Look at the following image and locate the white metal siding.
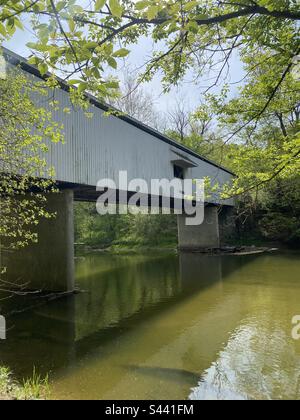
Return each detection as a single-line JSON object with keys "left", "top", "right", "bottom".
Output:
{"left": 6, "top": 60, "right": 234, "bottom": 206}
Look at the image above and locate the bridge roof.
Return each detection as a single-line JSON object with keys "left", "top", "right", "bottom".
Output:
{"left": 2, "top": 47, "right": 235, "bottom": 176}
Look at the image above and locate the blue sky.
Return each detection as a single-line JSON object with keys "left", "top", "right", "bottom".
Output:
{"left": 4, "top": 21, "right": 244, "bottom": 115}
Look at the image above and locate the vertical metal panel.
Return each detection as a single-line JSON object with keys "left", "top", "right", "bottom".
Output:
{"left": 7, "top": 61, "right": 234, "bottom": 206}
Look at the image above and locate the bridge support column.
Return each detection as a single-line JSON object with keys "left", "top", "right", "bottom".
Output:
{"left": 2, "top": 189, "right": 75, "bottom": 293}
{"left": 177, "top": 206, "right": 220, "bottom": 251}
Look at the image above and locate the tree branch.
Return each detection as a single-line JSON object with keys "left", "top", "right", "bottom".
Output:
{"left": 49, "top": 0, "right": 79, "bottom": 66}
{"left": 0, "top": 0, "right": 39, "bottom": 22}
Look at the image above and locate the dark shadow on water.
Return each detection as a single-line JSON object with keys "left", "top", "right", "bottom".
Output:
{"left": 123, "top": 364, "right": 202, "bottom": 386}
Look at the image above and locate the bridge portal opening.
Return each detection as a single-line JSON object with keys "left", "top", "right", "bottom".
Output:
{"left": 74, "top": 202, "right": 178, "bottom": 251}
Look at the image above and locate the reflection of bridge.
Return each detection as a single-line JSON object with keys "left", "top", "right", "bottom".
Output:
{"left": 2, "top": 48, "right": 235, "bottom": 292}
{"left": 2, "top": 253, "right": 297, "bottom": 399}
{"left": 0, "top": 253, "right": 247, "bottom": 398}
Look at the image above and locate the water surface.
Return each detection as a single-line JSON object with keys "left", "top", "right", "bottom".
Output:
{"left": 0, "top": 251, "right": 300, "bottom": 400}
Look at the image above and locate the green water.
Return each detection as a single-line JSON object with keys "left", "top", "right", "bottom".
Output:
{"left": 0, "top": 251, "right": 300, "bottom": 400}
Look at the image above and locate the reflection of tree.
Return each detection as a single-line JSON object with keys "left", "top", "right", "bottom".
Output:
{"left": 74, "top": 254, "right": 181, "bottom": 340}
{"left": 191, "top": 314, "right": 300, "bottom": 400}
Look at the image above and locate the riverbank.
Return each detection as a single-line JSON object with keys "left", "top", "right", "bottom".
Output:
{"left": 75, "top": 242, "right": 177, "bottom": 255}
{"left": 191, "top": 246, "right": 280, "bottom": 256}
{"left": 75, "top": 242, "right": 282, "bottom": 256}
{"left": 0, "top": 367, "right": 49, "bottom": 400}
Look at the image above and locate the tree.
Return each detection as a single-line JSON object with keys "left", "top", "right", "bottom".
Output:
{"left": 166, "top": 97, "right": 223, "bottom": 160}
{"left": 74, "top": 202, "right": 178, "bottom": 249}
{"left": 0, "top": 1, "right": 298, "bottom": 106}
{"left": 204, "top": 48, "right": 300, "bottom": 197}
{"left": 167, "top": 99, "right": 191, "bottom": 142}
{"left": 109, "top": 69, "right": 164, "bottom": 130}
{"left": 0, "top": 68, "right": 63, "bottom": 265}
{"left": 184, "top": 47, "right": 300, "bottom": 243}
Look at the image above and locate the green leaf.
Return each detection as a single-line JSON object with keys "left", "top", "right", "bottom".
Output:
{"left": 112, "top": 48, "right": 129, "bottom": 58}
{"left": 109, "top": 0, "right": 123, "bottom": 18}
{"left": 13, "top": 18, "right": 24, "bottom": 30}
{"left": 85, "top": 41, "right": 99, "bottom": 50}
{"left": 56, "top": 1, "right": 66, "bottom": 12}
{"left": 135, "top": 1, "right": 149, "bottom": 10}
{"left": 28, "top": 56, "right": 39, "bottom": 65}
{"left": 95, "top": 0, "right": 106, "bottom": 10}
{"left": 104, "top": 43, "right": 114, "bottom": 55}
{"left": 38, "top": 62, "right": 48, "bottom": 76}
{"left": 69, "top": 19, "right": 75, "bottom": 32}
{"left": 147, "top": 6, "right": 159, "bottom": 20}
{"left": 0, "top": 23, "right": 7, "bottom": 37}
{"left": 68, "top": 79, "right": 83, "bottom": 85}
{"left": 72, "top": 5, "right": 84, "bottom": 13}
{"left": 6, "top": 19, "right": 16, "bottom": 36}
{"left": 107, "top": 56, "right": 117, "bottom": 69}
{"left": 105, "top": 80, "right": 119, "bottom": 89}
{"left": 92, "top": 67, "right": 100, "bottom": 78}
{"left": 183, "top": 1, "right": 198, "bottom": 11}
{"left": 78, "top": 82, "right": 88, "bottom": 94}
{"left": 187, "top": 21, "right": 199, "bottom": 34}
{"left": 27, "top": 42, "right": 38, "bottom": 49}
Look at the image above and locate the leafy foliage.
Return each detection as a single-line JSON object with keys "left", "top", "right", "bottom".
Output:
{"left": 0, "top": 365, "right": 49, "bottom": 400}
{"left": 74, "top": 202, "right": 177, "bottom": 249}
{"left": 0, "top": 1, "right": 298, "bottom": 100}
{"left": 259, "top": 176, "right": 300, "bottom": 246}
{"left": 203, "top": 48, "right": 300, "bottom": 198}
{"left": 0, "top": 68, "right": 63, "bottom": 253}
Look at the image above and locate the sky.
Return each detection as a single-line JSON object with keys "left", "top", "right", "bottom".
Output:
{"left": 3, "top": 15, "right": 245, "bottom": 116}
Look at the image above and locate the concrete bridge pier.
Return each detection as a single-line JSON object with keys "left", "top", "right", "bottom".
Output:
{"left": 177, "top": 206, "right": 220, "bottom": 251}
{"left": 2, "top": 189, "right": 75, "bottom": 293}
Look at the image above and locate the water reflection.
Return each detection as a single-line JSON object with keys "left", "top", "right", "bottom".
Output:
{"left": 190, "top": 314, "right": 300, "bottom": 400}
{"left": 0, "top": 251, "right": 299, "bottom": 399}
{"left": 190, "top": 252, "right": 300, "bottom": 400}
